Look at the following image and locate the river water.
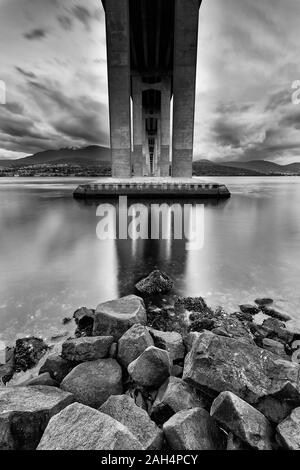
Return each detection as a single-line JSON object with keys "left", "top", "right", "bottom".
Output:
{"left": 0, "top": 176, "right": 300, "bottom": 342}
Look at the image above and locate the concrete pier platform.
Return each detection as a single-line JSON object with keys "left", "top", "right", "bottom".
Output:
{"left": 73, "top": 178, "right": 230, "bottom": 199}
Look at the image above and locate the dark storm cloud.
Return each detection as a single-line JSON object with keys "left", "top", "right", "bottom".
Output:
{"left": 57, "top": 15, "right": 73, "bottom": 31}
{"left": 5, "top": 102, "right": 24, "bottom": 115}
{"left": 27, "top": 79, "right": 108, "bottom": 144}
{"left": 212, "top": 121, "right": 241, "bottom": 148}
{"left": 72, "top": 5, "right": 92, "bottom": 30}
{"left": 280, "top": 110, "right": 300, "bottom": 130}
{"left": 23, "top": 28, "right": 47, "bottom": 40}
{"left": 15, "top": 67, "right": 37, "bottom": 79}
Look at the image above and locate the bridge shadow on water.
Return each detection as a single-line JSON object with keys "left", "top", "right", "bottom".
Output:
{"left": 74, "top": 196, "right": 230, "bottom": 297}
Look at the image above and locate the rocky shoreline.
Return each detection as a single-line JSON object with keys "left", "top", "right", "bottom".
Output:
{"left": 1, "top": 270, "right": 300, "bottom": 450}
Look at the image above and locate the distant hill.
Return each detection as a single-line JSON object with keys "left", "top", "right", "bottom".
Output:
{"left": 0, "top": 145, "right": 111, "bottom": 167}
{"left": 192, "top": 160, "right": 265, "bottom": 176}
{"left": 223, "top": 159, "right": 300, "bottom": 174}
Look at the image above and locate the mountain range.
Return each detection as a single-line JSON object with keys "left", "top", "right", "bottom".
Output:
{"left": 1, "top": 146, "right": 300, "bottom": 175}
{"left": 0, "top": 145, "right": 111, "bottom": 168}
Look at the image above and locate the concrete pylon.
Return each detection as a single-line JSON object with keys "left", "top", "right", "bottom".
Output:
{"left": 172, "top": 0, "right": 200, "bottom": 178}
{"left": 105, "top": 0, "right": 131, "bottom": 178}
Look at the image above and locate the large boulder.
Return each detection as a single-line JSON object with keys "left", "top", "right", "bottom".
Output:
{"left": 255, "top": 297, "right": 273, "bottom": 307}
{"left": 190, "top": 312, "right": 254, "bottom": 344}
{"left": 163, "top": 408, "right": 225, "bottom": 450}
{"left": 37, "top": 403, "right": 143, "bottom": 450}
{"left": 254, "top": 317, "right": 295, "bottom": 346}
{"left": 128, "top": 346, "right": 171, "bottom": 389}
{"left": 210, "top": 391, "right": 274, "bottom": 450}
{"left": 118, "top": 324, "right": 154, "bottom": 368}
{"left": 73, "top": 307, "right": 95, "bottom": 336}
{"left": 151, "top": 377, "right": 209, "bottom": 425}
{"left": 277, "top": 407, "right": 300, "bottom": 450}
{"left": 0, "top": 386, "right": 74, "bottom": 450}
{"left": 183, "top": 330, "right": 300, "bottom": 405}
{"left": 135, "top": 270, "right": 174, "bottom": 296}
{"left": 14, "top": 337, "right": 48, "bottom": 372}
{"left": 261, "top": 306, "right": 291, "bottom": 322}
{"left": 0, "top": 354, "right": 14, "bottom": 385}
{"left": 239, "top": 304, "right": 260, "bottom": 315}
{"left": 39, "top": 354, "right": 74, "bottom": 383}
{"left": 93, "top": 295, "right": 147, "bottom": 341}
{"left": 17, "top": 372, "right": 59, "bottom": 387}
{"left": 60, "top": 358, "right": 122, "bottom": 408}
{"left": 262, "top": 338, "right": 288, "bottom": 359}
{"left": 99, "top": 395, "right": 163, "bottom": 450}
{"left": 61, "top": 336, "right": 113, "bottom": 362}
{"left": 149, "top": 329, "right": 185, "bottom": 364}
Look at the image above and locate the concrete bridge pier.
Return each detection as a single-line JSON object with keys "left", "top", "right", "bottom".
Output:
{"left": 105, "top": 0, "right": 131, "bottom": 178}
{"left": 172, "top": 0, "right": 200, "bottom": 178}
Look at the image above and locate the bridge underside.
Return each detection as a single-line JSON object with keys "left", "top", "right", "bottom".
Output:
{"left": 102, "top": 0, "right": 201, "bottom": 178}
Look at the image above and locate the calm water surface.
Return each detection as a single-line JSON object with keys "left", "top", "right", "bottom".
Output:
{"left": 0, "top": 176, "right": 300, "bottom": 342}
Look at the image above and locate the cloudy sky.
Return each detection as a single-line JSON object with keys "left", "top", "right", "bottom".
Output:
{"left": 0, "top": 0, "right": 300, "bottom": 163}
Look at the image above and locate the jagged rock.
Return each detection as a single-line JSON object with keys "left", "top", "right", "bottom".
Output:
{"left": 0, "top": 386, "right": 74, "bottom": 450}
{"left": 210, "top": 391, "right": 274, "bottom": 450}
{"left": 254, "top": 318, "right": 295, "bottom": 346}
{"left": 135, "top": 270, "right": 174, "bottom": 296}
{"left": 0, "top": 353, "right": 14, "bottom": 385}
{"left": 93, "top": 295, "right": 147, "bottom": 341}
{"left": 100, "top": 395, "right": 163, "bottom": 450}
{"left": 261, "top": 306, "right": 292, "bottom": 322}
{"left": 37, "top": 403, "right": 143, "bottom": 450}
{"left": 151, "top": 377, "right": 209, "bottom": 425}
{"left": 255, "top": 297, "right": 273, "bottom": 307}
{"left": 262, "top": 338, "right": 289, "bottom": 359}
{"left": 174, "top": 296, "right": 213, "bottom": 317}
{"left": 234, "top": 311, "right": 253, "bottom": 322}
{"left": 189, "top": 310, "right": 254, "bottom": 344}
{"left": 73, "top": 307, "right": 95, "bottom": 336}
{"left": 39, "top": 354, "right": 74, "bottom": 383}
{"left": 239, "top": 304, "right": 260, "bottom": 315}
{"left": 61, "top": 358, "right": 122, "bottom": 408}
{"left": 184, "top": 331, "right": 201, "bottom": 352}
{"left": 14, "top": 337, "right": 48, "bottom": 372}
{"left": 256, "top": 395, "right": 299, "bottom": 424}
{"left": 183, "top": 330, "right": 300, "bottom": 405}
{"left": 163, "top": 408, "right": 225, "bottom": 450}
{"left": 61, "top": 336, "right": 113, "bottom": 362}
{"left": 118, "top": 324, "right": 153, "bottom": 368}
{"left": 277, "top": 407, "right": 300, "bottom": 450}
{"left": 17, "top": 372, "right": 59, "bottom": 387}
{"left": 226, "top": 432, "right": 251, "bottom": 450}
{"left": 128, "top": 346, "right": 171, "bottom": 389}
{"left": 149, "top": 328, "right": 185, "bottom": 363}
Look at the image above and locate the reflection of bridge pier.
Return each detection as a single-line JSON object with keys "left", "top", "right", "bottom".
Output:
{"left": 102, "top": 0, "right": 201, "bottom": 178}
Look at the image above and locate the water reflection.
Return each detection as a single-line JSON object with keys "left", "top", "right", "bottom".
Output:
{"left": 1, "top": 177, "right": 300, "bottom": 341}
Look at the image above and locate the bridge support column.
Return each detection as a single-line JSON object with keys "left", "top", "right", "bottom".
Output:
{"left": 105, "top": 0, "right": 131, "bottom": 178}
{"left": 132, "top": 77, "right": 143, "bottom": 176}
{"left": 172, "top": 0, "right": 200, "bottom": 178}
{"left": 160, "top": 78, "right": 171, "bottom": 177}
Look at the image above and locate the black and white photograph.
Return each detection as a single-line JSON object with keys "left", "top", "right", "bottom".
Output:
{"left": 1, "top": 0, "right": 300, "bottom": 456}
